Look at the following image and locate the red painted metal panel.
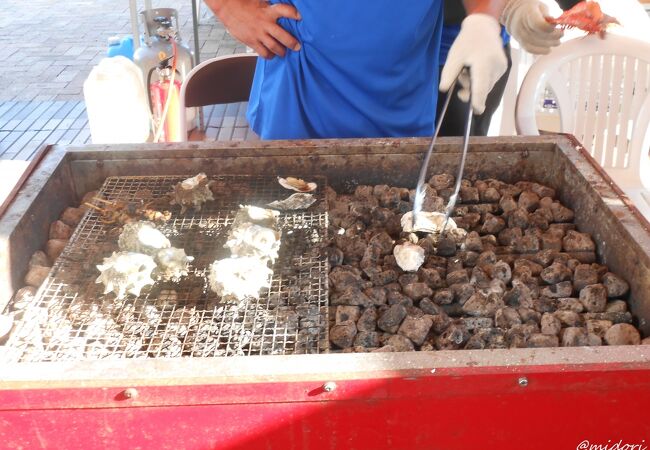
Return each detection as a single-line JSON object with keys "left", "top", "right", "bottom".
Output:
{"left": 1, "top": 366, "right": 649, "bottom": 449}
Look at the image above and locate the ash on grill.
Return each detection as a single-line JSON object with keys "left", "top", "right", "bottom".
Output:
{"left": 326, "top": 176, "right": 645, "bottom": 352}
{"left": 4, "top": 175, "right": 329, "bottom": 361}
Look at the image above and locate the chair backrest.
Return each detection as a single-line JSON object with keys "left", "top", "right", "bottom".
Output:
{"left": 181, "top": 53, "right": 258, "bottom": 108}
{"left": 515, "top": 34, "right": 650, "bottom": 171}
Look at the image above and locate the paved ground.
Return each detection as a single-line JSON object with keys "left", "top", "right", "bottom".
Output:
{"left": 0, "top": 0, "right": 243, "bottom": 102}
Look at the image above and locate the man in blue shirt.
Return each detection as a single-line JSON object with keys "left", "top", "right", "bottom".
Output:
{"left": 205, "top": 0, "right": 562, "bottom": 140}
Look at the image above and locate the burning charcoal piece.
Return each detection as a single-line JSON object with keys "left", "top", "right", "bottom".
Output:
{"left": 45, "top": 239, "right": 67, "bottom": 262}
{"left": 604, "top": 324, "right": 641, "bottom": 345}
{"left": 554, "top": 310, "right": 583, "bottom": 328}
{"left": 60, "top": 207, "right": 85, "bottom": 227}
{"left": 526, "top": 333, "right": 559, "bottom": 348}
{"left": 573, "top": 264, "right": 599, "bottom": 292}
{"left": 579, "top": 284, "right": 607, "bottom": 313}
{"left": 518, "top": 191, "right": 540, "bottom": 212}
{"left": 330, "top": 321, "right": 357, "bottom": 349}
{"left": 606, "top": 300, "right": 627, "bottom": 313}
{"left": 494, "top": 307, "right": 522, "bottom": 328}
{"left": 540, "top": 313, "right": 562, "bottom": 336}
{"left": 398, "top": 315, "right": 433, "bottom": 346}
{"left": 336, "top": 305, "right": 361, "bottom": 324}
{"left": 49, "top": 220, "right": 73, "bottom": 240}
{"left": 429, "top": 173, "right": 454, "bottom": 191}
{"left": 357, "top": 307, "right": 378, "bottom": 332}
{"left": 385, "top": 334, "right": 415, "bottom": 352}
{"left": 585, "top": 319, "right": 613, "bottom": 338}
{"left": 540, "top": 262, "right": 572, "bottom": 285}
{"left": 24, "top": 265, "right": 50, "bottom": 288}
{"left": 377, "top": 304, "right": 408, "bottom": 333}
{"left": 462, "top": 292, "right": 505, "bottom": 318}
{"left": 602, "top": 273, "right": 630, "bottom": 298}
{"left": 436, "top": 323, "right": 470, "bottom": 350}
{"left": 541, "top": 281, "right": 573, "bottom": 299}
{"left": 354, "top": 331, "right": 381, "bottom": 348}
{"left": 403, "top": 283, "right": 433, "bottom": 301}
{"left": 562, "top": 231, "right": 596, "bottom": 252}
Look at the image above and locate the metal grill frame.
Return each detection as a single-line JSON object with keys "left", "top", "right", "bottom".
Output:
{"left": 6, "top": 174, "right": 330, "bottom": 362}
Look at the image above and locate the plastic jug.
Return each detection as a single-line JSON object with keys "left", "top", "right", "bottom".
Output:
{"left": 83, "top": 56, "right": 151, "bottom": 144}
{"left": 107, "top": 36, "right": 135, "bottom": 60}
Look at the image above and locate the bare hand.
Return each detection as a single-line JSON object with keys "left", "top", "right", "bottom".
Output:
{"left": 206, "top": 0, "right": 301, "bottom": 59}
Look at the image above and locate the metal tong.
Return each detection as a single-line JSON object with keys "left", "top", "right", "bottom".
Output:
{"left": 412, "top": 68, "right": 473, "bottom": 235}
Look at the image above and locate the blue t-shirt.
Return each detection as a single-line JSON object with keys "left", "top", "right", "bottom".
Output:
{"left": 439, "top": 24, "right": 510, "bottom": 65}
{"left": 247, "top": 0, "right": 444, "bottom": 139}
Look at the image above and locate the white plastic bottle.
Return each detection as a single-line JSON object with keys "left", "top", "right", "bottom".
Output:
{"left": 83, "top": 56, "right": 151, "bottom": 144}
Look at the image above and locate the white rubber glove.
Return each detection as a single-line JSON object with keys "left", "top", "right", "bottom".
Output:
{"left": 440, "top": 14, "right": 508, "bottom": 115}
{"left": 501, "top": 0, "right": 564, "bottom": 55}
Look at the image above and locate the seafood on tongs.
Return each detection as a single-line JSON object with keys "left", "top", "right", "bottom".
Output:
{"left": 545, "top": 1, "right": 619, "bottom": 38}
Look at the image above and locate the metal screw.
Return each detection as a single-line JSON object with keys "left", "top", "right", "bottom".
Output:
{"left": 323, "top": 382, "right": 336, "bottom": 392}
{"left": 518, "top": 377, "right": 528, "bottom": 387}
{"left": 123, "top": 388, "right": 138, "bottom": 399}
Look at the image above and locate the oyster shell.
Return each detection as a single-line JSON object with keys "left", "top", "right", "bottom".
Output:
{"left": 225, "top": 222, "right": 281, "bottom": 262}
{"left": 208, "top": 256, "right": 273, "bottom": 299}
{"left": 233, "top": 205, "right": 280, "bottom": 229}
{"left": 96, "top": 252, "right": 156, "bottom": 299}
{"left": 155, "top": 247, "right": 194, "bottom": 281}
{"left": 393, "top": 242, "right": 425, "bottom": 272}
{"left": 268, "top": 193, "right": 316, "bottom": 211}
{"left": 118, "top": 221, "right": 171, "bottom": 255}
{"left": 170, "top": 173, "right": 214, "bottom": 213}
{"left": 401, "top": 211, "right": 458, "bottom": 234}
{"left": 278, "top": 176, "right": 317, "bottom": 193}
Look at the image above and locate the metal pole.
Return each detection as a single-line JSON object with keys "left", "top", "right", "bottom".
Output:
{"left": 130, "top": 0, "right": 140, "bottom": 50}
{"left": 191, "top": 0, "right": 204, "bottom": 132}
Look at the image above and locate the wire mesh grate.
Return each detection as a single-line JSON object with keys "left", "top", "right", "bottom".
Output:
{"left": 6, "top": 175, "right": 329, "bottom": 362}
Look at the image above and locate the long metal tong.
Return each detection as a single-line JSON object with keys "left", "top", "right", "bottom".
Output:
{"left": 412, "top": 68, "right": 473, "bottom": 234}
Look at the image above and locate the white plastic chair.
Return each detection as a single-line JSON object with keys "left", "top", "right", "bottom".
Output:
{"left": 515, "top": 34, "right": 650, "bottom": 218}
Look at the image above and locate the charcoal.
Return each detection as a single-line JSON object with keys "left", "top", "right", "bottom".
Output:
{"left": 330, "top": 266, "right": 364, "bottom": 292}
{"left": 540, "top": 231, "right": 563, "bottom": 251}
{"left": 45, "top": 239, "right": 67, "bottom": 262}
{"left": 602, "top": 273, "right": 629, "bottom": 298}
{"left": 550, "top": 202, "right": 574, "bottom": 222}
{"left": 354, "top": 185, "right": 374, "bottom": 199}
{"left": 430, "top": 312, "right": 453, "bottom": 334}
{"left": 24, "top": 265, "right": 50, "bottom": 288}
{"left": 403, "top": 283, "right": 433, "bottom": 301}
{"left": 432, "top": 289, "right": 454, "bottom": 305}
{"left": 377, "top": 304, "right": 408, "bottom": 333}
{"left": 330, "top": 321, "right": 358, "bottom": 349}
{"left": 462, "top": 292, "right": 505, "bottom": 317}
{"left": 436, "top": 323, "right": 470, "bottom": 350}
{"left": 386, "top": 334, "right": 415, "bottom": 352}
{"left": 514, "top": 234, "right": 539, "bottom": 253}
{"left": 494, "top": 307, "right": 521, "bottom": 328}
{"left": 573, "top": 264, "right": 599, "bottom": 291}
{"left": 540, "top": 313, "right": 562, "bottom": 336}
{"left": 461, "top": 317, "right": 495, "bottom": 331}
{"left": 354, "top": 331, "right": 381, "bottom": 348}
{"left": 357, "top": 307, "right": 378, "bottom": 332}
{"left": 470, "top": 266, "right": 491, "bottom": 288}
{"left": 419, "top": 298, "right": 443, "bottom": 315}
{"left": 518, "top": 307, "right": 542, "bottom": 324}
{"left": 556, "top": 298, "right": 585, "bottom": 313}
{"left": 386, "top": 289, "right": 410, "bottom": 305}
{"left": 491, "top": 261, "right": 512, "bottom": 284}
{"left": 463, "top": 231, "right": 484, "bottom": 252}
{"left": 481, "top": 214, "right": 506, "bottom": 235}
{"left": 605, "top": 300, "right": 627, "bottom": 313}
{"left": 604, "top": 323, "right": 641, "bottom": 345}
{"left": 360, "top": 246, "right": 382, "bottom": 269}
{"left": 540, "top": 262, "right": 572, "bottom": 284}
{"left": 364, "top": 286, "right": 388, "bottom": 306}
{"left": 531, "top": 183, "right": 556, "bottom": 199}
{"left": 514, "top": 259, "right": 543, "bottom": 276}
{"left": 446, "top": 269, "right": 469, "bottom": 286}
{"left": 370, "top": 269, "right": 399, "bottom": 286}
{"left": 541, "top": 281, "right": 573, "bottom": 298}
{"left": 527, "top": 333, "right": 559, "bottom": 348}
{"left": 450, "top": 283, "right": 475, "bottom": 305}
{"left": 398, "top": 315, "right": 433, "bottom": 346}
{"left": 332, "top": 289, "right": 373, "bottom": 307}
{"left": 532, "top": 296, "right": 558, "bottom": 313}
{"left": 554, "top": 310, "right": 584, "bottom": 327}
{"left": 583, "top": 312, "right": 633, "bottom": 324}
{"left": 460, "top": 186, "right": 479, "bottom": 204}
{"left": 504, "top": 281, "right": 534, "bottom": 308}
{"left": 562, "top": 231, "right": 595, "bottom": 252}
{"left": 560, "top": 327, "right": 591, "bottom": 347}
{"left": 585, "top": 319, "right": 613, "bottom": 338}
{"left": 60, "top": 207, "right": 85, "bottom": 227}
{"left": 477, "top": 250, "right": 497, "bottom": 267}
{"left": 336, "top": 306, "right": 361, "bottom": 324}
{"left": 579, "top": 284, "right": 607, "bottom": 313}
{"left": 436, "top": 237, "right": 457, "bottom": 256}
{"left": 482, "top": 187, "right": 501, "bottom": 203}
{"left": 429, "top": 173, "right": 454, "bottom": 190}
{"left": 419, "top": 268, "right": 445, "bottom": 289}
{"left": 326, "top": 246, "right": 344, "bottom": 267}
{"left": 518, "top": 191, "right": 540, "bottom": 212}
{"left": 499, "top": 195, "right": 518, "bottom": 214}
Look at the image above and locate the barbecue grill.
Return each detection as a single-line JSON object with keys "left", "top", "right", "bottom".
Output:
{"left": 0, "top": 135, "right": 648, "bottom": 449}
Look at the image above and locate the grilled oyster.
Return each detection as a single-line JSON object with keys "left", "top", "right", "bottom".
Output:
{"left": 170, "top": 173, "right": 214, "bottom": 213}
{"left": 155, "top": 247, "right": 194, "bottom": 281}
{"left": 118, "top": 221, "right": 171, "bottom": 255}
{"left": 208, "top": 256, "right": 273, "bottom": 299}
{"left": 96, "top": 252, "right": 156, "bottom": 299}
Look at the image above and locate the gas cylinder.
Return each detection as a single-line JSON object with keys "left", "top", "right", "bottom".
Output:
{"left": 133, "top": 8, "right": 196, "bottom": 131}
{"left": 83, "top": 56, "right": 151, "bottom": 144}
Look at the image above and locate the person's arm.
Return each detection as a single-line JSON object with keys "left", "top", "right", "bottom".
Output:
{"left": 204, "top": 0, "right": 301, "bottom": 59}
{"left": 440, "top": 0, "right": 508, "bottom": 114}
{"left": 462, "top": 0, "right": 507, "bottom": 18}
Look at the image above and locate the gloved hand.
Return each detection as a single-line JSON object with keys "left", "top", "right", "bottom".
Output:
{"left": 501, "top": 0, "right": 564, "bottom": 55}
{"left": 440, "top": 14, "right": 508, "bottom": 115}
